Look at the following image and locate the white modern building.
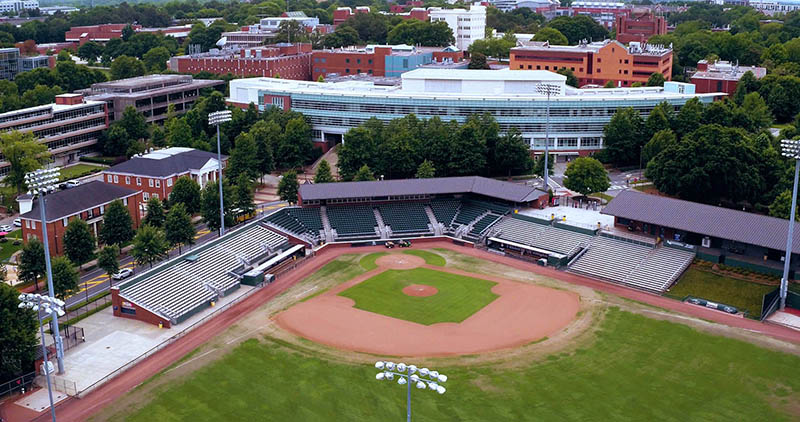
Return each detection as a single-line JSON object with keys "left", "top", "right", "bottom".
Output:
{"left": 0, "top": 0, "right": 38, "bottom": 13}
{"left": 490, "top": 0, "right": 556, "bottom": 12}
{"left": 259, "top": 11, "right": 320, "bottom": 31}
{"left": 746, "top": 0, "right": 800, "bottom": 14}
{"left": 227, "top": 68, "right": 723, "bottom": 157}
{"left": 429, "top": 5, "right": 486, "bottom": 50}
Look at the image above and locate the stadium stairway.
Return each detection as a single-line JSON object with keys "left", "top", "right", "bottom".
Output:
{"left": 373, "top": 208, "right": 389, "bottom": 238}
{"left": 424, "top": 205, "right": 443, "bottom": 235}
{"left": 320, "top": 206, "right": 334, "bottom": 243}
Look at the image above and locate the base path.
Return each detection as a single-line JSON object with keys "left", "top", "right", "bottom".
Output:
{"left": 13, "top": 240, "right": 800, "bottom": 422}
{"left": 276, "top": 255, "right": 580, "bottom": 357}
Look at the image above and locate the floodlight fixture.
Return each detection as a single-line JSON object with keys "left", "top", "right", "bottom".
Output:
{"left": 535, "top": 83, "right": 560, "bottom": 193}
{"left": 374, "top": 360, "right": 448, "bottom": 422}
{"left": 779, "top": 139, "right": 800, "bottom": 311}
{"left": 208, "top": 109, "right": 232, "bottom": 236}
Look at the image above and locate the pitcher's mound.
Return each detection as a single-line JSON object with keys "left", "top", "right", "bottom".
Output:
{"left": 402, "top": 284, "right": 438, "bottom": 297}
{"left": 375, "top": 254, "right": 425, "bottom": 269}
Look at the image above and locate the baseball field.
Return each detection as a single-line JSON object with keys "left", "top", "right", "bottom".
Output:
{"left": 94, "top": 248, "right": 800, "bottom": 421}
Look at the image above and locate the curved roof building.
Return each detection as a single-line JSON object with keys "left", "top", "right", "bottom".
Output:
{"left": 228, "top": 68, "right": 723, "bottom": 155}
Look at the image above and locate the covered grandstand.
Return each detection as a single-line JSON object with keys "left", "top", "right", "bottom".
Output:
{"left": 111, "top": 220, "right": 295, "bottom": 327}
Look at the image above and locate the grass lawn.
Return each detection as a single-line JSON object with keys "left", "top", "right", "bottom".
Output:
{"left": 402, "top": 249, "right": 446, "bottom": 266}
{"left": 115, "top": 307, "right": 800, "bottom": 422}
{"left": 0, "top": 229, "right": 23, "bottom": 262}
{"left": 359, "top": 252, "right": 387, "bottom": 270}
{"left": 590, "top": 192, "right": 614, "bottom": 203}
{"left": 338, "top": 267, "right": 497, "bottom": 325}
{"left": 668, "top": 267, "right": 776, "bottom": 316}
{"left": 59, "top": 163, "right": 104, "bottom": 181}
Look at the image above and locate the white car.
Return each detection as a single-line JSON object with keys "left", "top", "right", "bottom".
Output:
{"left": 66, "top": 180, "right": 81, "bottom": 188}
{"left": 0, "top": 224, "right": 12, "bottom": 232}
{"left": 112, "top": 268, "right": 133, "bottom": 280}
{"left": 13, "top": 218, "right": 21, "bottom": 227}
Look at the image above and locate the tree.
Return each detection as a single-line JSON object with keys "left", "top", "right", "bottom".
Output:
{"left": 604, "top": 80, "right": 616, "bottom": 88}
{"left": 564, "top": 157, "right": 610, "bottom": 196}
{"left": 276, "top": 117, "right": 313, "bottom": 169}
{"left": 739, "top": 92, "right": 773, "bottom": 132}
{"left": 494, "top": 128, "right": 533, "bottom": 177}
{"left": 314, "top": 160, "right": 334, "bottom": 183}
{"left": 387, "top": 20, "right": 453, "bottom": 47}
{"left": 233, "top": 173, "right": 255, "bottom": 216}
{"left": 170, "top": 176, "right": 201, "bottom": 214}
{"left": 142, "top": 46, "right": 170, "bottom": 72}
{"left": 166, "top": 117, "right": 193, "bottom": 148}
{"left": 468, "top": 52, "right": 490, "bottom": 70}
{"left": 0, "top": 131, "right": 50, "bottom": 193}
{"left": 143, "top": 197, "right": 166, "bottom": 228}
{"left": 96, "top": 244, "right": 120, "bottom": 288}
{"left": 277, "top": 170, "right": 300, "bottom": 202}
{"left": 0, "top": 283, "right": 37, "bottom": 381}
{"left": 51, "top": 256, "right": 78, "bottom": 300}
{"left": 110, "top": 55, "right": 146, "bottom": 80}
{"left": 56, "top": 50, "right": 71, "bottom": 62}
{"left": 200, "top": 180, "right": 234, "bottom": 232}
{"left": 164, "top": 202, "right": 194, "bottom": 254}
{"left": 77, "top": 41, "right": 104, "bottom": 63}
{"left": 18, "top": 238, "right": 45, "bottom": 292}
{"left": 415, "top": 159, "right": 436, "bottom": 178}
{"left": 131, "top": 225, "right": 168, "bottom": 269}
{"left": 644, "top": 102, "right": 673, "bottom": 141}
{"left": 602, "top": 107, "right": 644, "bottom": 167}
{"left": 533, "top": 154, "right": 555, "bottom": 177}
{"left": 118, "top": 106, "right": 148, "bottom": 141}
{"left": 249, "top": 120, "right": 277, "bottom": 181}
{"left": 556, "top": 68, "right": 579, "bottom": 87}
{"left": 642, "top": 129, "right": 677, "bottom": 166}
{"left": 646, "top": 72, "right": 666, "bottom": 87}
{"left": 674, "top": 97, "right": 705, "bottom": 138}
{"left": 227, "top": 133, "right": 259, "bottom": 181}
{"left": 99, "top": 199, "right": 135, "bottom": 246}
{"left": 532, "top": 27, "right": 568, "bottom": 45}
{"left": 547, "top": 15, "right": 609, "bottom": 45}
{"left": 63, "top": 219, "right": 96, "bottom": 270}
{"left": 102, "top": 125, "right": 131, "bottom": 157}
{"left": 322, "top": 26, "right": 360, "bottom": 48}
{"left": 354, "top": 164, "right": 375, "bottom": 181}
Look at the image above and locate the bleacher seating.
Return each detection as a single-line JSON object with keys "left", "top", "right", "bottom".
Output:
{"left": 490, "top": 218, "right": 593, "bottom": 255}
{"left": 430, "top": 199, "right": 460, "bottom": 227}
{"left": 568, "top": 236, "right": 654, "bottom": 290}
{"left": 264, "top": 207, "right": 322, "bottom": 240}
{"left": 120, "top": 224, "right": 288, "bottom": 324}
{"left": 469, "top": 214, "right": 502, "bottom": 237}
{"left": 326, "top": 205, "right": 378, "bottom": 238}
{"left": 624, "top": 246, "right": 695, "bottom": 292}
{"left": 378, "top": 203, "right": 430, "bottom": 233}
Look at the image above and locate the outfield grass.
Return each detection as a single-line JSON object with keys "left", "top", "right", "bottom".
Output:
{"left": 668, "top": 267, "right": 776, "bottom": 316}
{"left": 402, "top": 249, "right": 446, "bottom": 266}
{"left": 116, "top": 307, "right": 800, "bottom": 422}
{"left": 359, "top": 252, "right": 387, "bottom": 270}
{"left": 338, "top": 268, "right": 498, "bottom": 325}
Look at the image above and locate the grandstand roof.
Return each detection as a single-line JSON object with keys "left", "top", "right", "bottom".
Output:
{"left": 601, "top": 190, "right": 800, "bottom": 254}
{"left": 106, "top": 147, "right": 226, "bottom": 178}
{"left": 21, "top": 181, "right": 139, "bottom": 222}
{"left": 299, "top": 176, "right": 547, "bottom": 203}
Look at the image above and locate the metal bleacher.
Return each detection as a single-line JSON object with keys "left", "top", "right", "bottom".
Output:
{"left": 491, "top": 217, "right": 594, "bottom": 255}
{"left": 119, "top": 224, "right": 288, "bottom": 325}
{"left": 264, "top": 207, "right": 323, "bottom": 242}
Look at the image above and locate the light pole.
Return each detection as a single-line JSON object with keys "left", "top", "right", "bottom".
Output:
{"left": 536, "top": 83, "right": 560, "bottom": 194}
{"left": 209, "top": 110, "right": 232, "bottom": 236}
{"left": 780, "top": 139, "right": 800, "bottom": 310}
{"left": 25, "top": 168, "right": 65, "bottom": 375}
{"left": 18, "top": 292, "right": 65, "bottom": 422}
{"left": 375, "top": 360, "right": 447, "bottom": 422}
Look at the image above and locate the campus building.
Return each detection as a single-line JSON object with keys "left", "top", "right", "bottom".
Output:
{"left": 169, "top": 43, "right": 312, "bottom": 79}
{"left": 218, "top": 12, "right": 326, "bottom": 49}
{"left": 0, "top": 93, "right": 108, "bottom": 177}
{"left": 311, "top": 44, "right": 463, "bottom": 80}
{"left": 569, "top": 1, "right": 630, "bottom": 29}
{"left": 227, "top": 68, "right": 720, "bottom": 156}
{"left": 691, "top": 60, "right": 767, "bottom": 96}
{"left": 510, "top": 39, "right": 672, "bottom": 87}
{"left": 103, "top": 147, "right": 227, "bottom": 205}
{"left": 333, "top": 6, "right": 371, "bottom": 26}
{"left": 79, "top": 74, "right": 224, "bottom": 123}
{"left": 0, "top": 47, "right": 54, "bottom": 80}
{"left": 19, "top": 181, "right": 141, "bottom": 255}
{"left": 64, "top": 24, "right": 143, "bottom": 45}
{"left": 615, "top": 9, "right": 667, "bottom": 44}
{"left": 0, "top": 0, "right": 38, "bottom": 14}
{"left": 429, "top": 5, "right": 486, "bottom": 50}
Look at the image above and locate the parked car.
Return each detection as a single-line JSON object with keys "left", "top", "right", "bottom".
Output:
{"left": 12, "top": 218, "right": 21, "bottom": 227}
{"left": 66, "top": 180, "right": 81, "bottom": 188}
{"left": 112, "top": 268, "right": 133, "bottom": 280}
{"left": 0, "top": 224, "right": 13, "bottom": 232}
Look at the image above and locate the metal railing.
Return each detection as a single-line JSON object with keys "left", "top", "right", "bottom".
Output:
{"left": 0, "top": 372, "right": 35, "bottom": 399}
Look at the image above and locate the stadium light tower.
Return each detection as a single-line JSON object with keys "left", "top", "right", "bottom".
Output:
{"left": 19, "top": 292, "right": 65, "bottom": 422}
{"left": 25, "top": 168, "right": 65, "bottom": 375}
{"left": 375, "top": 360, "right": 447, "bottom": 422}
{"left": 780, "top": 139, "right": 800, "bottom": 310}
{"left": 208, "top": 110, "right": 232, "bottom": 236}
{"left": 536, "top": 83, "right": 560, "bottom": 194}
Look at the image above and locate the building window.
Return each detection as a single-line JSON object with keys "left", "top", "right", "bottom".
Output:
{"left": 155, "top": 179, "right": 161, "bottom": 188}
{"left": 62, "top": 218, "right": 67, "bottom": 227}
{"left": 125, "top": 176, "right": 130, "bottom": 184}
{"left": 519, "top": 65, "right": 524, "bottom": 69}
{"left": 25, "top": 219, "right": 29, "bottom": 229}
{"left": 149, "top": 179, "right": 154, "bottom": 187}
{"left": 272, "top": 97, "right": 284, "bottom": 108}
{"left": 357, "top": 69, "right": 361, "bottom": 74}
{"left": 545, "top": 66, "right": 549, "bottom": 70}
{"left": 624, "top": 70, "right": 628, "bottom": 74}
{"left": 357, "top": 59, "right": 361, "bottom": 64}
{"left": 624, "top": 59, "right": 629, "bottom": 64}
{"left": 113, "top": 175, "right": 118, "bottom": 183}
{"left": 368, "top": 59, "right": 372, "bottom": 64}
{"left": 100, "top": 205, "right": 105, "bottom": 214}
{"left": 536, "top": 65, "right": 541, "bottom": 69}
{"left": 345, "top": 68, "right": 350, "bottom": 73}
{"left": 345, "top": 58, "right": 350, "bottom": 63}
{"left": 597, "top": 58, "right": 601, "bottom": 63}
{"left": 314, "top": 58, "right": 319, "bottom": 63}
{"left": 167, "top": 178, "right": 173, "bottom": 187}
{"left": 107, "top": 174, "right": 112, "bottom": 182}
{"left": 31, "top": 220, "right": 35, "bottom": 229}
{"left": 136, "top": 177, "right": 141, "bottom": 186}
{"left": 403, "top": 59, "right": 408, "bottom": 68}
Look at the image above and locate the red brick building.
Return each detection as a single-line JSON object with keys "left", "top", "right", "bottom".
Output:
{"left": 615, "top": 9, "right": 667, "bottom": 44}
{"left": 65, "top": 24, "right": 143, "bottom": 45}
{"left": 103, "top": 147, "right": 227, "bottom": 206}
{"left": 691, "top": 60, "right": 767, "bottom": 95}
{"left": 312, "top": 45, "right": 463, "bottom": 80}
{"left": 168, "top": 43, "right": 312, "bottom": 79}
{"left": 333, "top": 6, "right": 371, "bottom": 26}
{"left": 19, "top": 181, "right": 141, "bottom": 255}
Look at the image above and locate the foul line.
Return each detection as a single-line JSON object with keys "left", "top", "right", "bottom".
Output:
{"left": 164, "top": 349, "right": 218, "bottom": 374}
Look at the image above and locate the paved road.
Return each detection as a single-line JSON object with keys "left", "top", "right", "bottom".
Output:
{"left": 63, "top": 200, "right": 289, "bottom": 308}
